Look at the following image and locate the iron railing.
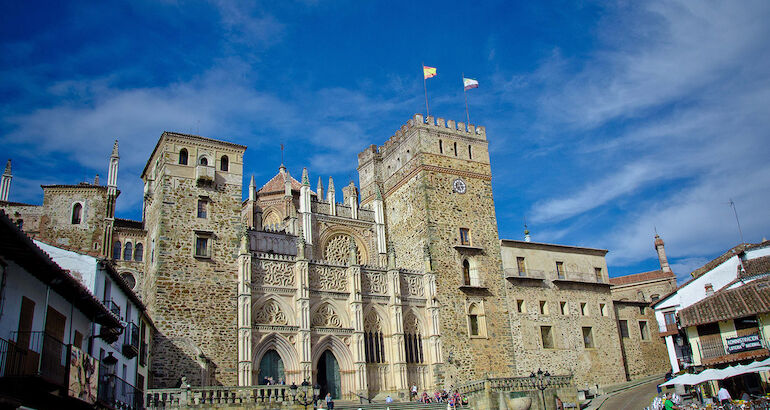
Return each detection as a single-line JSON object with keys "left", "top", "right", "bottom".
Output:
{"left": 123, "top": 322, "right": 140, "bottom": 359}
{"left": 98, "top": 366, "right": 142, "bottom": 410}
{"left": 103, "top": 299, "right": 121, "bottom": 317}
{"left": 699, "top": 332, "right": 765, "bottom": 360}
{"left": 4, "top": 331, "right": 68, "bottom": 386}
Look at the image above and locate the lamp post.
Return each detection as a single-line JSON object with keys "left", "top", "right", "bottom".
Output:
{"left": 529, "top": 368, "right": 551, "bottom": 409}
{"left": 290, "top": 380, "right": 321, "bottom": 410}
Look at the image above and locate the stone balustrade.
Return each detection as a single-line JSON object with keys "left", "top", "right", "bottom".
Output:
{"left": 146, "top": 385, "right": 319, "bottom": 408}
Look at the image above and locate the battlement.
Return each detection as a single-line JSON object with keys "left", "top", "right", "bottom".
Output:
{"left": 358, "top": 114, "right": 487, "bottom": 163}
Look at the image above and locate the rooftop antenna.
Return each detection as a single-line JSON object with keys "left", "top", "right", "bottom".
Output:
{"left": 728, "top": 199, "right": 745, "bottom": 244}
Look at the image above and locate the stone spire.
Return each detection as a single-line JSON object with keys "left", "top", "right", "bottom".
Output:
{"left": 301, "top": 167, "right": 309, "bottom": 186}
{"left": 299, "top": 168, "right": 312, "bottom": 245}
{"left": 1, "top": 159, "right": 12, "bottom": 201}
{"left": 524, "top": 224, "right": 531, "bottom": 242}
{"left": 107, "top": 140, "right": 119, "bottom": 196}
{"left": 316, "top": 177, "right": 324, "bottom": 201}
{"left": 654, "top": 234, "right": 672, "bottom": 273}
{"left": 249, "top": 175, "right": 256, "bottom": 201}
{"left": 284, "top": 170, "right": 292, "bottom": 197}
{"left": 327, "top": 177, "right": 336, "bottom": 215}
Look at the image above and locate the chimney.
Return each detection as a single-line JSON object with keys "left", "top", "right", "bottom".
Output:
{"left": 704, "top": 283, "right": 714, "bottom": 296}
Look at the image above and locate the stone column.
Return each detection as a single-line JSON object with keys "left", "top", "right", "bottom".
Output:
{"left": 299, "top": 168, "right": 313, "bottom": 247}
{"left": 237, "top": 233, "right": 253, "bottom": 386}
{"left": 347, "top": 238, "right": 368, "bottom": 394}
{"left": 372, "top": 186, "right": 387, "bottom": 267}
{"left": 295, "top": 236, "right": 312, "bottom": 382}
{"left": 387, "top": 247, "right": 408, "bottom": 391}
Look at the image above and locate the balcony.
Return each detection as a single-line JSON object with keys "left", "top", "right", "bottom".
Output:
{"left": 98, "top": 366, "right": 142, "bottom": 410}
{"left": 196, "top": 165, "right": 214, "bottom": 184}
{"left": 122, "top": 322, "right": 140, "bottom": 359}
{"left": 103, "top": 299, "right": 121, "bottom": 318}
{"left": 659, "top": 322, "right": 680, "bottom": 337}
{"left": 552, "top": 271, "right": 611, "bottom": 287}
{"left": 1, "top": 332, "right": 67, "bottom": 387}
{"left": 699, "top": 331, "right": 769, "bottom": 366}
{"left": 504, "top": 268, "right": 546, "bottom": 283}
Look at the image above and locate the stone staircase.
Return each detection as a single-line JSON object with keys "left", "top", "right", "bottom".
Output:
{"left": 332, "top": 401, "right": 453, "bottom": 410}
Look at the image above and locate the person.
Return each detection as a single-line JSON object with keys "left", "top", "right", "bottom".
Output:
{"left": 411, "top": 384, "right": 418, "bottom": 400}
{"left": 718, "top": 385, "right": 732, "bottom": 405}
{"left": 325, "top": 392, "right": 334, "bottom": 409}
{"left": 385, "top": 395, "right": 393, "bottom": 403}
{"left": 556, "top": 396, "right": 564, "bottom": 410}
{"left": 663, "top": 392, "right": 679, "bottom": 410}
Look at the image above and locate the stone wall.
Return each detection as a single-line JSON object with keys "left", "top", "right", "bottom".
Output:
{"left": 614, "top": 301, "right": 671, "bottom": 379}
{"left": 37, "top": 185, "right": 111, "bottom": 255}
{"left": 611, "top": 276, "right": 677, "bottom": 304}
{"left": 0, "top": 202, "right": 43, "bottom": 237}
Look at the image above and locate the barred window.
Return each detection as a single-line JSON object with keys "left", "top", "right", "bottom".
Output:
{"left": 404, "top": 332, "right": 424, "bottom": 364}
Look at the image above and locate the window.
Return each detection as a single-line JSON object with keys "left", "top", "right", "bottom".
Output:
{"left": 541, "top": 326, "right": 554, "bottom": 349}
{"left": 179, "top": 148, "right": 188, "bottom": 165}
{"left": 195, "top": 232, "right": 212, "bottom": 258}
{"left": 459, "top": 228, "right": 470, "bottom": 245}
{"left": 664, "top": 312, "right": 676, "bottom": 326}
{"left": 199, "top": 157, "right": 208, "bottom": 166}
{"left": 71, "top": 203, "right": 82, "bottom": 224}
{"left": 650, "top": 294, "right": 660, "bottom": 303}
{"left": 73, "top": 330, "right": 83, "bottom": 349}
{"left": 539, "top": 301, "right": 549, "bottom": 315}
{"left": 582, "top": 327, "right": 594, "bottom": 348}
{"left": 600, "top": 303, "right": 608, "bottom": 317}
{"left": 580, "top": 302, "right": 588, "bottom": 316}
{"left": 462, "top": 260, "right": 471, "bottom": 285}
{"left": 619, "top": 320, "right": 629, "bottom": 338}
{"left": 639, "top": 306, "right": 646, "bottom": 315}
{"left": 121, "top": 272, "right": 136, "bottom": 289}
{"left": 113, "top": 241, "right": 121, "bottom": 260}
{"left": 639, "top": 321, "right": 649, "bottom": 340}
{"left": 516, "top": 257, "right": 526, "bottom": 276}
{"left": 516, "top": 299, "right": 526, "bottom": 313}
{"left": 220, "top": 155, "right": 229, "bottom": 171}
{"left": 16, "top": 219, "right": 23, "bottom": 230}
{"left": 453, "top": 142, "right": 458, "bottom": 156}
{"left": 17, "top": 297, "right": 35, "bottom": 349}
{"left": 560, "top": 301, "right": 568, "bottom": 315}
{"left": 197, "top": 199, "right": 208, "bottom": 218}
{"left": 556, "top": 261, "right": 565, "bottom": 279}
{"left": 123, "top": 242, "right": 133, "bottom": 261}
{"left": 439, "top": 140, "right": 443, "bottom": 154}
{"left": 404, "top": 332, "right": 424, "bottom": 364}
{"left": 134, "top": 243, "right": 143, "bottom": 261}
{"left": 468, "top": 304, "right": 480, "bottom": 336}
{"left": 594, "top": 267, "right": 603, "bottom": 282}
{"left": 468, "top": 145, "right": 473, "bottom": 159}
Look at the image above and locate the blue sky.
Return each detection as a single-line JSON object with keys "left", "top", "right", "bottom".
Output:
{"left": 2, "top": 0, "right": 769, "bottom": 282}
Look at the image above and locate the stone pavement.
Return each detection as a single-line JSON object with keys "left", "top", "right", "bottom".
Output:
{"left": 584, "top": 375, "right": 664, "bottom": 410}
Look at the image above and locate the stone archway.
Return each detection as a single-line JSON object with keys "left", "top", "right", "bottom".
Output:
{"left": 317, "top": 350, "right": 341, "bottom": 399}
{"left": 312, "top": 335, "right": 355, "bottom": 399}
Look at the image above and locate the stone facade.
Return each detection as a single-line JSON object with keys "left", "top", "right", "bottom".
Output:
{"left": 614, "top": 301, "right": 671, "bottom": 380}
{"left": 500, "top": 240, "right": 627, "bottom": 387}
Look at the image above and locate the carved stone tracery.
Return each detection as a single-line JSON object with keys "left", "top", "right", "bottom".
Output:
{"left": 309, "top": 265, "right": 347, "bottom": 292}
{"left": 254, "top": 300, "right": 288, "bottom": 325}
{"left": 324, "top": 234, "right": 363, "bottom": 265}
{"left": 253, "top": 260, "right": 294, "bottom": 287}
{"left": 312, "top": 303, "right": 342, "bottom": 328}
{"left": 402, "top": 274, "right": 424, "bottom": 297}
{"left": 362, "top": 271, "right": 387, "bottom": 294}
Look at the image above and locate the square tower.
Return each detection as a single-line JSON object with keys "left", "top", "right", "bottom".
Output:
{"left": 358, "top": 114, "right": 515, "bottom": 384}
{"left": 140, "top": 132, "right": 246, "bottom": 387}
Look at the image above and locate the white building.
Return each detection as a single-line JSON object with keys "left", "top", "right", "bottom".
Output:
{"left": 652, "top": 240, "right": 770, "bottom": 373}
{"left": 0, "top": 210, "right": 122, "bottom": 408}
{"left": 34, "top": 239, "right": 153, "bottom": 408}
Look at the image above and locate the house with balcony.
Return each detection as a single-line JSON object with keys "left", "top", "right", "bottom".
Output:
{"left": 652, "top": 240, "right": 770, "bottom": 373}
{"left": 0, "top": 210, "right": 123, "bottom": 408}
{"left": 34, "top": 238, "right": 154, "bottom": 410}
{"left": 678, "top": 275, "right": 770, "bottom": 395}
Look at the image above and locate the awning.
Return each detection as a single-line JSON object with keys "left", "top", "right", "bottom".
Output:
{"left": 659, "top": 364, "right": 770, "bottom": 387}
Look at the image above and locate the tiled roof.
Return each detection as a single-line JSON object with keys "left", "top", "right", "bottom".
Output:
{"left": 689, "top": 243, "right": 753, "bottom": 279}
{"left": 740, "top": 255, "right": 770, "bottom": 279}
{"left": 609, "top": 269, "right": 676, "bottom": 286}
{"left": 679, "top": 278, "right": 770, "bottom": 328}
{"left": 258, "top": 169, "right": 304, "bottom": 194}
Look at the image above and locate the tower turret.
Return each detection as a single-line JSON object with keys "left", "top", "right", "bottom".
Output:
{"left": 1, "top": 159, "right": 11, "bottom": 201}
{"left": 327, "top": 177, "right": 336, "bottom": 216}
{"left": 299, "top": 168, "right": 312, "bottom": 245}
{"left": 655, "top": 234, "right": 672, "bottom": 273}
{"left": 103, "top": 140, "right": 119, "bottom": 258}
{"left": 316, "top": 177, "right": 324, "bottom": 201}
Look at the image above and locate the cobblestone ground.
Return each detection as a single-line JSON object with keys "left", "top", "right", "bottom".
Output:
{"left": 600, "top": 377, "right": 663, "bottom": 410}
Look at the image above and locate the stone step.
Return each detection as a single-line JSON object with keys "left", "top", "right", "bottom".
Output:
{"left": 331, "top": 401, "right": 457, "bottom": 410}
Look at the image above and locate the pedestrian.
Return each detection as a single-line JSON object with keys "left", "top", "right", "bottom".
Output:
{"left": 385, "top": 395, "right": 393, "bottom": 403}
{"left": 663, "top": 392, "right": 679, "bottom": 410}
{"left": 325, "top": 392, "right": 334, "bottom": 409}
{"left": 411, "top": 384, "right": 418, "bottom": 400}
{"left": 717, "top": 384, "right": 732, "bottom": 405}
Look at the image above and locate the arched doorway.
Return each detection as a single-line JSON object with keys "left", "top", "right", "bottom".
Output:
{"left": 317, "top": 350, "right": 341, "bottom": 399}
{"left": 258, "top": 349, "right": 284, "bottom": 384}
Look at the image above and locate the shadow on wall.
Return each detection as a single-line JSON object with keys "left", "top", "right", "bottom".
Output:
{"left": 150, "top": 332, "right": 219, "bottom": 388}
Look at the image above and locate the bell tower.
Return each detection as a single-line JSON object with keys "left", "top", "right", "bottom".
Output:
{"left": 358, "top": 114, "right": 515, "bottom": 384}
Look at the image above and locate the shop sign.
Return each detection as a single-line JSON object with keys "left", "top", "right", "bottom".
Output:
{"left": 726, "top": 334, "right": 762, "bottom": 354}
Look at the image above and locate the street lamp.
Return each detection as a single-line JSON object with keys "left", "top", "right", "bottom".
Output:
{"left": 529, "top": 368, "right": 551, "bottom": 409}
{"left": 290, "top": 379, "right": 321, "bottom": 409}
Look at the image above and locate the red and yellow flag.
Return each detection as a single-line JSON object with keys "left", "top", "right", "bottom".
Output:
{"left": 423, "top": 65, "right": 437, "bottom": 79}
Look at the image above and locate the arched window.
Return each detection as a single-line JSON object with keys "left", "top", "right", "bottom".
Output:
{"left": 364, "top": 312, "right": 385, "bottom": 364}
{"left": 124, "top": 242, "right": 133, "bottom": 261}
{"left": 134, "top": 243, "right": 143, "bottom": 262}
{"left": 113, "top": 241, "right": 121, "bottom": 260}
{"left": 71, "top": 203, "right": 82, "bottom": 224}
{"left": 199, "top": 157, "right": 208, "bottom": 166}
{"left": 468, "top": 304, "right": 481, "bottom": 336}
{"left": 179, "top": 148, "right": 188, "bottom": 165}
{"left": 463, "top": 260, "right": 471, "bottom": 285}
{"left": 121, "top": 272, "right": 136, "bottom": 289}
{"left": 220, "top": 155, "right": 229, "bottom": 171}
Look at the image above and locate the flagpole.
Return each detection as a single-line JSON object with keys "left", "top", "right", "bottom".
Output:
{"left": 423, "top": 63, "right": 430, "bottom": 117}
{"left": 463, "top": 73, "right": 470, "bottom": 126}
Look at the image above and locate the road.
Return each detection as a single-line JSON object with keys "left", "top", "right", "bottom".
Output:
{"left": 599, "top": 377, "right": 663, "bottom": 410}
